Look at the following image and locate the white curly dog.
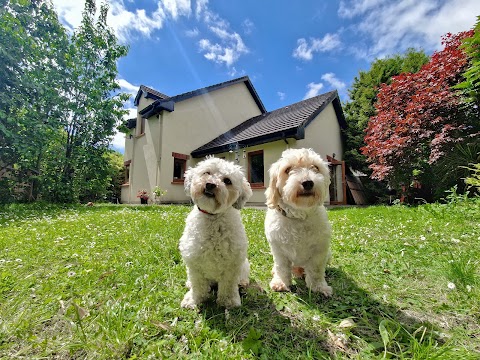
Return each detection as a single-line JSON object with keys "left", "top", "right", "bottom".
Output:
{"left": 264, "top": 148, "right": 333, "bottom": 297}
{"left": 179, "top": 157, "right": 252, "bottom": 309}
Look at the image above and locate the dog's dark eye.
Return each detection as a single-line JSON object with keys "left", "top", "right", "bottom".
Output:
{"left": 285, "top": 167, "right": 292, "bottom": 174}
{"left": 223, "top": 178, "right": 232, "bottom": 185}
{"left": 311, "top": 165, "right": 320, "bottom": 172}
{"left": 204, "top": 171, "right": 211, "bottom": 176}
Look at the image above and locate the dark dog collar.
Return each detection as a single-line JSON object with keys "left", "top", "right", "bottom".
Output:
{"left": 276, "top": 205, "right": 288, "bottom": 217}
{"left": 198, "top": 206, "right": 214, "bottom": 215}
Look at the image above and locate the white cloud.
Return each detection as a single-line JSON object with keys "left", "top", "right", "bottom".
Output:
{"left": 185, "top": 28, "right": 199, "bottom": 37}
{"left": 339, "top": 0, "right": 480, "bottom": 59}
{"left": 303, "top": 82, "right": 324, "bottom": 100}
{"left": 51, "top": 0, "right": 167, "bottom": 43}
{"left": 195, "top": 2, "right": 248, "bottom": 69}
{"left": 198, "top": 28, "right": 248, "bottom": 67}
{"left": 117, "top": 78, "right": 139, "bottom": 95}
{"left": 195, "top": 0, "right": 209, "bottom": 20}
{"left": 162, "top": 0, "right": 191, "bottom": 19}
{"left": 51, "top": 0, "right": 84, "bottom": 32}
{"left": 242, "top": 19, "right": 255, "bottom": 35}
{"left": 293, "top": 34, "right": 341, "bottom": 61}
{"left": 111, "top": 131, "right": 127, "bottom": 153}
{"left": 277, "top": 91, "right": 286, "bottom": 101}
{"left": 111, "top": 108, "right": 137, "bottom": 153}
{"left": 52, "top": 0, "right": 248, "bottom": 73}
{"left": 321, "top": 73, "right": 346, "bottom": 90}
{"left": 110, "top": 5, "right": 165, "bottom": 42}
{"left": 338, "top": 0, "right": 384, "bottom": 18}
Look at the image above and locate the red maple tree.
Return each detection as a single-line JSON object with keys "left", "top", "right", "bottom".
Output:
{"left": 361, "top": 30, "right": 478, "bottom": 190}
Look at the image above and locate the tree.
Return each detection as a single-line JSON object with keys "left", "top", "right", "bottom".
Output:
{"left": 0, "top": 0, "right": 68, "bottom": 202}
{"left": 342, "top": 49, "right": 429, "bottom": 202}
{"left": 0, "top": 0, "right": 130, "bottom": 204}
{"left": 361, "top": 30, "right": 480, "bottom": 200}
{"left": 41, "top": 0, "right": 129, "bottom": 203}
{"left": 455, "top": 15, "right": 480, "bottom": 106}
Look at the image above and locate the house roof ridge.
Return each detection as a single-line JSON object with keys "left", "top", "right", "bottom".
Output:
{"left": 137, "top": 76, "right": 266, "bottom": 117}
{"left": 170, "top": 76, "right": 250, "bottom": 100}
{"left": 191, "top": 89, "right": 343, "bottom": 158}
{"left": 139, "top": 85, "right": 169, "bottom": 99}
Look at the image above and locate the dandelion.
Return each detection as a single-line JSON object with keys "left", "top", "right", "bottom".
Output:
{"left": 451, "top": 238, "right": 460, "bottom": 244}
{"left": 125, "top": 261, "right": 133, "bottom": 267}
{"left": 466, "top": 285, "right": 472, "bottom": 293}
{"left": 68, "top": 271, "right": 76, "bottom": 277}
{"left": 447, "top": 282, "right": 456, "bottom": 290}
{"left": 218, "top": 339, "right": 228, "bottom": 351}
{"left": 420, "top": 235, "right": 426, "bottom": 241}
{"left": 312, "top": 315, "right": 321, "bottom": 322}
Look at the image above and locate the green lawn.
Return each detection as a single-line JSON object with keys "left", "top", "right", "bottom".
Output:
{"left": 0, "top": 200, "right": 479, "bottom": 359}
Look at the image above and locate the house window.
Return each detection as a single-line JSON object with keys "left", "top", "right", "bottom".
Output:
{"left": 139, "top": 117, "right": 145, "bottom": 135}
{"left": 172, "top": 152, "right": 189, "bottom": 183}
{"left": 123, "top": 160, "right": 131, "bottom": 185}
{"left": 248, "top": 150, "right": 264, "bottom": 187}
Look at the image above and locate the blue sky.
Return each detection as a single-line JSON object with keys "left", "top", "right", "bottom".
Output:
{"left": 52, "top": 0, "right": 480, "bottom": 152}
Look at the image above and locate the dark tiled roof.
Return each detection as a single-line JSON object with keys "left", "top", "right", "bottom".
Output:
{"left": 136, "top": 76, "right": 266, "bottom": 116}
{"left": 140, "top": 85, "right": 169, "bottom": 99}
{"left": 191, "top": 91, "right": 346, "bottom": 158}
{"left": 134, "top": 85, "right": 169, "bottom": 106}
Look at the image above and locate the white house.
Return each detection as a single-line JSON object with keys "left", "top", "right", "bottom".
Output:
{"left": 121, "top": 76, "right": 347, "bottom": 205}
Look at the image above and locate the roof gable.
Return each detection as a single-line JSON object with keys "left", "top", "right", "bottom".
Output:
{"left": 134, "top": 85, "right": 169, "bottom": 106}
{"left": 191, "top": 90, "right": 346, "bottom": 158}
{"left": 136, "top": 76, "right": 266, "bottom": 117}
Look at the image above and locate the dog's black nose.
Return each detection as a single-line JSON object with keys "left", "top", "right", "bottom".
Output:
{"left": 205, "top": 183, "right": 217, "bottom": 191}
{"left": 302, "top": 180, "right": 314, "bottom": 191}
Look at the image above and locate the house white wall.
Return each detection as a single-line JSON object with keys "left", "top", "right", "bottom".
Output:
{"left": 121, "top": 82, "right": 263, "bottom": 204}
{"left": 121, "top": 82, "right": 345, "bottom": 205}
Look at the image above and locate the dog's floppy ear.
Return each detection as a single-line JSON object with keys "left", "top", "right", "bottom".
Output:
{"left": 265, "top": 161, "right": 280, "bottom": 208}
{"left": 183, "top": 167, "right": 193, "bottom": 195}
{"left": 233, "top": 177, "right": 252, "bottom": 210}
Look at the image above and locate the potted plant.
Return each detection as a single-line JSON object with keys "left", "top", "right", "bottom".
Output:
{"left": 152, "top": 186, "right": 167, "bottom": 204}
{"left": 137, "top": 189, "right": 149, "bottom": 204}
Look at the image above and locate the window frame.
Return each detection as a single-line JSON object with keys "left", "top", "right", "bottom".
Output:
{"left": 247, "top": 150, "right": 265, "bottom": 188}
{"left": 172, "top": 152, "right": 189, "bottom": 184}
{"left": 123, "top": 160, "right": 131, "bottom": 185}
{"left": 139, "top": 117, "right": 145, "bottom": 136}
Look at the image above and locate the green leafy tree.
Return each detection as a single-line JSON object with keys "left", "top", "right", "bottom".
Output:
{"left": 455, "top": 15, "right": 480, "bottom": 105}
{"left": 1, "top": 0, "right": 129, "bottom": 204}
{"left": 43, "top": 0, "right": 130, "bottom": 203}
{"left": 343, "top": 49, "right": 429, "bottom": 202}
{"left": 0, "top": 0, "right": 68, "bottom": 202}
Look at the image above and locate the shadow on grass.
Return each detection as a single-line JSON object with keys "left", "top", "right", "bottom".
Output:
{"left": 199, "top": 268, "right": 448, "bottom": 359}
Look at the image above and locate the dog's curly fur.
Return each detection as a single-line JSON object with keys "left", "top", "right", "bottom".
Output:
{"left": 264, "top": 148, "right": 333, "bottom": 296}
{"left": 179, "top": 157, "right": 252, "bottom": 309}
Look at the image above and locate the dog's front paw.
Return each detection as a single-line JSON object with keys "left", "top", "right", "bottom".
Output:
{"left": 270, "top": 278, "right": 290, "bottom": 292}
{"left": 217, "top": 294, "right": 241, "bottom": 308}
{"left": 181, "top": 291, "right": 198, "bottom": 309}
{"left": 308, "top": 281, "right": 333, "bottom": 297}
